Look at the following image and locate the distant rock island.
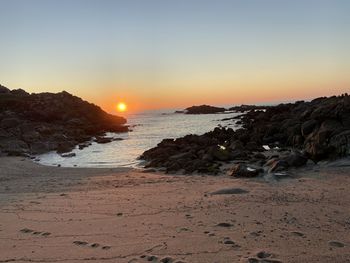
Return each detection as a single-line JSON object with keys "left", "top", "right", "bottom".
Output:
{"left": 177, "top": 104, "right": 267, "bottom": 114}
{"left": 141, "top": 94, "right": 350, "bottom": 175}
{"left": 182, "top": 105, "right": 227, "bottom": 114}
{"left": 0, "top": 84, "right": 128, "bottom": 156}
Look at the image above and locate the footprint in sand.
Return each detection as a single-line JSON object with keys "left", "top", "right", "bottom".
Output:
{"left": 216, "top": 222, "right": 234, "bottom": 227}
{"left": 222, "top": 237, "right": 235, "bottom": 245}
{"left": 243, "top": 251, "right": 282, "bottom": 263}
{"left": 73, "top": 241, "right": 88, "bottom": 246}
{"left": 73, "top": 241, "right": 111, "bottom": 250}
{"left": 204, "top": 231, "right": 216, "bottom": 237}
{"left": 290, "top": 231, "right": 305, "bottom": 237}
{"left": 102, "top": 246, "right": 111, "bottom": 250}
{"left": 203, "top": 231, "right": 215, "bottom": 237}
{"left": 328, "top": 240, "right": 345, "bottom": 248}
{"left": 176, "top": 227, "right": 192, "bottom": 233}
{"left": 139, "top": 255, "right": 186, "bottom": 263}
{"left": 20, "top": 228, "right": 33, "bottom": 233}
{"left": 211, "top": 188, "right": 249, "bottom": 195}
{"left": 90, "top": 243, "right": 100, "bottom": 248}
{"left": 247, "top": 258, "right": 282, "bottom": 263}
{"left": 29, "top": 201, "right": 41, "bottom": 204}
{"left": 220, "top": 237, "right": 240, "bottom": 248}
{"left": 249, "top": 231, "right": 262, "bottom": 237}
{"left": 20, "top": 229, "right": 51, "bottom": 237}
{"left": 256, "top": 251, "right": 272, "bottom": 259}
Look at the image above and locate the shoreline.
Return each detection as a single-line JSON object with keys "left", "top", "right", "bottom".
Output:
{"left": 1, "top": 157, "right": 350, "bottom": 262}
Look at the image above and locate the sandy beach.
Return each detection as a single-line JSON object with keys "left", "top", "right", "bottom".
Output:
{"left": 0, "top": 157, "right": 349, "bottom": 263}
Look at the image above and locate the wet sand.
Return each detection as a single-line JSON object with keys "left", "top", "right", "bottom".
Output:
{"left": 0, "top": 157, "right": 350, "bottom": 263}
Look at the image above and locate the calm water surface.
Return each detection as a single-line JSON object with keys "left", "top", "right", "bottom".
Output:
{"left": 37, "top": 110, "right": 240, "bottom": 168}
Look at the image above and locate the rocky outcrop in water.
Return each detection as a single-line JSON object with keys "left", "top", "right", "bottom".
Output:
{"left": 0, "top": 84, "right": 128, "bottom": 156}
{"left": 184, "top": 105, "right": 226, "bottom": 114}
{"left": 141, "top": 94, "right": 350, "bottom": 175}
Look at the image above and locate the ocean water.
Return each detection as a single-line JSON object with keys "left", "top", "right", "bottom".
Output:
{"left": 37, "top": 110, "right": 241, "bottom": 168}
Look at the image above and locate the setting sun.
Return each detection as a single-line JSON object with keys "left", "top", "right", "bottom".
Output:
{"left": 117, "top": 102, "right": 127, "bottom": 112}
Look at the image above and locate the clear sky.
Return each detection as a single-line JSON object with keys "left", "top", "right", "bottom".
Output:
{"left": 0, "top": 0, "right": 349, "bottom": 113}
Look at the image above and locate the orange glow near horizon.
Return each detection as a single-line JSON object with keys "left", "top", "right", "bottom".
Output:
{"left": 92, "top": 81, "right": 348, "bottom": 115}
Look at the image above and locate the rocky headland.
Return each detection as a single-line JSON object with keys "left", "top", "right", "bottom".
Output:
{"left": 0, "top": 84, "right": 128, "bottom": 156}
{"left": 141, "top": 94, "right": 350, "bottom": 176}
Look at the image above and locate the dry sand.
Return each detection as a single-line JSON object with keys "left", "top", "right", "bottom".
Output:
{"left": 0, "top": 157, "right": 350, "bottom": 263}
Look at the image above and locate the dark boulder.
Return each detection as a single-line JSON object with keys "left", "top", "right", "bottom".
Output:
{"left": 304, "top": 119, "right": 344, "bottom": 161}
{"left": 283, "top": 151, "right": 308, "bottom": 167}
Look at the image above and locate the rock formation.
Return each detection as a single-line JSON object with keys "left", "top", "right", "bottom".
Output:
{"left": 141, "top": 94, "right": 350, "bottom": 175}
{"left": 0, "top": 85, "right": 128, "bottom": 156}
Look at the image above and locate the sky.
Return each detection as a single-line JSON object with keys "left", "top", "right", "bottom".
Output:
{"left": 0, "top": 0, "right": 349, "bottom": 114}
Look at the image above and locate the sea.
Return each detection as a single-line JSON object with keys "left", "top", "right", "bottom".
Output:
{"left": 36, "top": 110, "right": 241, "bottom": 168}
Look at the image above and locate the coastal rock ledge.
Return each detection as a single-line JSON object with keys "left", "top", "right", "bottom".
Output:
{"left": 141, "top": 94, "right": 350, "bottom": 175}
{"left": 0, "top": 84, "right": 128, "bottom": 156}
